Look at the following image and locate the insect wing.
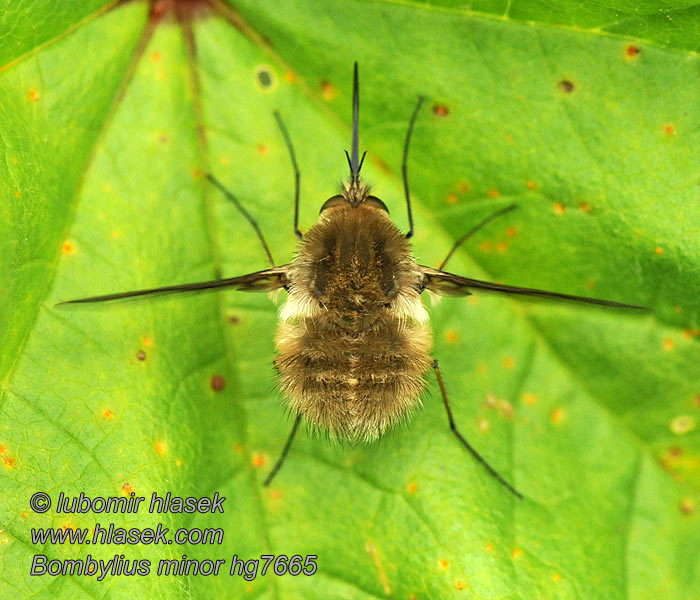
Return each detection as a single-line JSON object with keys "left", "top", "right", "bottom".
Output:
{"left": 419, "top": 266, "right": 649, "bottom": 310}
{"left": 57, "top": 266, "right": 289, "bottom": 306}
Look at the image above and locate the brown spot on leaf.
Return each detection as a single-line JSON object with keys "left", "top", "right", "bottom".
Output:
{"left": 432, "top": 103, "right": 449, "bottom": 117}
{"left": 137, "top": 350, "right": 147, "bottom": 361}
{"left": 558, "top": 80, "right": 575, "bottom": 94}
{"left": 210, "top": 374, "right": 225, "bottom": 391}
{"left": 625, "top": 44, "right": 640, "bottom": 60}
{"left": 579, "top": 201, "right": 591, "bottom": 213}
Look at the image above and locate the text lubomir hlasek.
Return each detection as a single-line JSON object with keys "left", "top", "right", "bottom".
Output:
{"left": 54, "top": 492, "right": 225, "bottom": 514}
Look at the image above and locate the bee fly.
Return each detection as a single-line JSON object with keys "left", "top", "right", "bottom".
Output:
{"left": 61, "top": 63, "right": 648, "bottom": 499}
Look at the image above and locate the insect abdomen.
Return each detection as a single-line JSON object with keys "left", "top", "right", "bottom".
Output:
{"left": 275, "top": 315, "right": 432, "bottom": 442}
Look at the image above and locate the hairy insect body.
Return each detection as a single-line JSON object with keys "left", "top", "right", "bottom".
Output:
{"left": 275, "top": 204, "right": 432, "bottom": 442}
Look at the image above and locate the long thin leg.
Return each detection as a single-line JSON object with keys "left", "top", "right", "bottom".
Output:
{"left": 402, "top": 95, "right": 426, "bottom": 239}
{"left": 438, "top": 204, "right": 517, "bottom": 270}
{"left": 273, "top": 111, "right": 303, "bottom": 240}
{"left": 432, "top": 359, "right": 523, "bottom": 500}
{"left": 206, "top": 174, "right": 275, "bottom": 267}
{"left": 263, "top": 414, "right": 302, "bottom": 487}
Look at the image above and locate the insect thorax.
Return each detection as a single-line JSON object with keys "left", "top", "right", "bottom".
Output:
{"left": 274, "top": 205, "right": 433, "bottom": 442}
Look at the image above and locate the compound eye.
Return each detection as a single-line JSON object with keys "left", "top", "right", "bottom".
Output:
{"left": 320, "top": 195, "right": 346, "bottom": 213}
{"left": 365, "top": 195, "right": 389, "bottom": 213}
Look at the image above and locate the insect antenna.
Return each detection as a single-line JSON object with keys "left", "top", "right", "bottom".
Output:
{"left": 274, "top": 110, "right": 303, "bottom": 239}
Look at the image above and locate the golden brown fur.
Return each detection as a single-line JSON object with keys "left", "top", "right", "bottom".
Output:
{"left": 274, "top": 204, "right": 432, "bottom": 442}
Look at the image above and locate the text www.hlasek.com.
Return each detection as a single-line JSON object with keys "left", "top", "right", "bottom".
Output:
{"left": 28, "top": 491, "right": 317, "bottom": 580}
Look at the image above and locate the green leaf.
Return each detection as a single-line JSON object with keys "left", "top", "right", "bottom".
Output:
{"left": 2, "top": 1, "right": 699, "bottom": 598}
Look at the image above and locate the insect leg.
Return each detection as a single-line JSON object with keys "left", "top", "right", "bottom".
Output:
{"left": 402, "top": 95, "right": 425, "bottom": 239}
{"left": 206, "top": 173, "right": 276, "bottom": 267}
{"left": 432, "top": 359, "right": 523, "bottom": 500}
{"left": 273, "top": 111, "right": 303, "bottom": 240}
{"left": 438, "top": 204, "right": 517, "bottom": 270}
{"left": 263, "top": 414, "right": 302, "bottom": 487}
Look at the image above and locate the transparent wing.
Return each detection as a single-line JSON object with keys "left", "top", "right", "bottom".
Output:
{"left": 56, "top": 266, "right": 289, "bottom": 306}
{"left": 419, "top": 266, "right": 649, "bottom": 310}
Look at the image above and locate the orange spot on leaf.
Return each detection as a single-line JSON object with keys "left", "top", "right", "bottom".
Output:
{"left": 28, "top": 89, "right": 39, "bottom": 102}
{"left": 284, "top": 71, "right": 296, "bottom": 83}
{"left": 512, "top": 548, "right": 522, "bottom": 558}
{"left": 102, "top": 409, "right": 114, "bottom": 420}
{"left": 252, "top": 453, "right": 266, "bottom": 467}
{"left": 407, "top": 482, "right": 417, "bottom": 494}
{"left": 550, "top": 407, "right": 565, "bottom": 425}
{"left": 154, "top": 441, "right": 167, "bottom": 455}
{"left": 554, "top": 202, "right": 565, "bottom": 215}
{"left": 506, "top": 226, "right": 517, "bottom": 237}
{"left": 122, "top": 483, "right": 134, "bottom": 495}
{"left": 526, "top": 180, "right": 536, "bottom": 190}
{"left": 485, "top": 543, "right": 493, "bottom": 552}
{"left": 458, "top": 181, "right": 470, "bottom": 192}
{"left": 503, "top": 357, "right": 515, "bottom": 369}
{"left": 655, "top": 246, "right": 664, "bottom": 255}
{"left": 664, "top": 124, "right": 676, "bottom": 136}
{"left": 432, "top": 104, "right": 449, "bottom": 117}
{"left": 487, "top": 188, "right": 500, "bottom": 198}
{"left": 151, "top": 51, "right": 161, "bottom": 62}
{"left": 257, "top": 144, "right": 268, "bottom": 155}
{"left": 663, "top": 338, "right": 675, "bottom": 352}
{"left": 320, "top": 80, "right": 336, "bottom": 101}
{"left": 522, "top": 393, "right": 537, "bottom": 405}
{"left": 445, "top": 330, "right": 459, "bottom": 344}
{"left": 455, "top": 580, "right": 465, "bottom": 590}
{"left": 438, "top": 559, "right": 449, "bottom": 570}
{"left": 447, "top": 192, "right": 458, "bottom": 204}
{"left": 62, "top": 242, "right": 75, "bottom": 254}
{"left": 680, "top": 497, "right": 695, "bottom": 515}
